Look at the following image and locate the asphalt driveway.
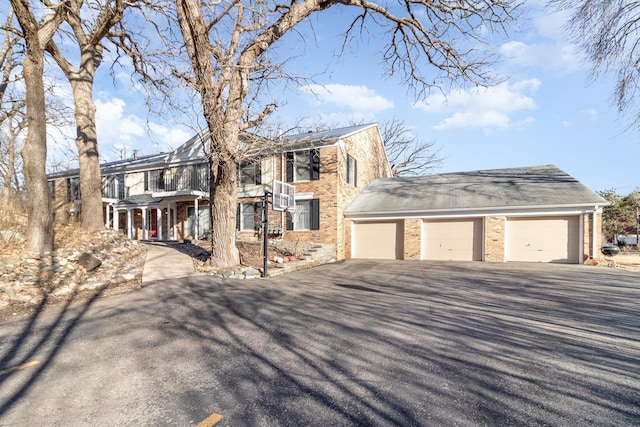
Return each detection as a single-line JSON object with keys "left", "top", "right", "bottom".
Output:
{"left": 1, "top": 260, "right": 639, "bottom": 426}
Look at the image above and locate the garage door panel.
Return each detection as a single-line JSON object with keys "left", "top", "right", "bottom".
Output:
{"left": 353, "top": 221, "right": 404, "bottom": 260}
{"left": 506, "top": 216, "right": 579, "bottom": 263}
{"left": 422, "top": 219, "right": 482, "bottom": 261}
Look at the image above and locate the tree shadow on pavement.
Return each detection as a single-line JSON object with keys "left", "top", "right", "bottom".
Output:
{"left": 0, "top": 288, "right": 104, "bottom": 416}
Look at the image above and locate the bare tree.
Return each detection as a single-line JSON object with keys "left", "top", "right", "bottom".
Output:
{"left": 44, "top": 0, "right": 132, "bottom": 231}
{"left": 0, "top": 8, "right": 24, "bottom": 199}
{"left": 174, "top": 0, "right": 518, "bottom": 267}
{"left": 9, "top": 0, "right": 69, "bottom": 254}
{"left": 549, "top": 1, "right": 640, "bottom": 126}
{"left": 379, "top": 119, "right": 443, "bottom": 177}
{"left": 0, "top": 105, "right": 26, "bottom": 200}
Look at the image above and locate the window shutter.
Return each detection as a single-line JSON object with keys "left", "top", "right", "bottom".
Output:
{"left": 286, "top": 152, "right": 294, "bottom": 182}
{"left": 354, "top": 158, "right": 358, "bottom": 187}
{"left": 254, "top": 202, "right": 261, "bottom": 231}
{"left": 311, "top": 149, "right": 320, "bottom": 180}
{"left": 286, "top": 210, "right": 293, "bottom": 230}
{"left": 310, "top": 198, "right": 320, "bottom": 230}
{"left": 255, "top": 161, "right": 262, "bottom": 185}
{"left": 144, "top": 172, "right": 149, "bottom": 191}
{"left": 236, "top": 204, "right": 241, "bottom": 231}
{"left": 346, "top": 155, "right": 351, "bottom": 183}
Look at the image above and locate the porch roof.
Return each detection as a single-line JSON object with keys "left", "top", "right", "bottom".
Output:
{"left": 115, "top": 194, "right": 164, "bottom": 209}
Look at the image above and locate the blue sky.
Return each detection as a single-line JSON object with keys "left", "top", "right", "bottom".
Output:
{"left": 69, "top": 0, "right": 639, "bottom": 194}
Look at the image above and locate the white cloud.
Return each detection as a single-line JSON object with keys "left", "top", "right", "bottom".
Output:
{"left": 500, "top": 40, "right": 582, "bottom": 72}
{"left": 96, "top": 98, "right": 145, "bottom": 139}
{"left": 414, "top": 79, "right": 540, "bottom": 132}
{"left": 581, "top": 108, "right": 598, "bottom": 121}
{"left": 298, "top": 84, "right": 394, "bottom": 114}
{"left": 94, "top": 97, "right": 192, "bottom": 160}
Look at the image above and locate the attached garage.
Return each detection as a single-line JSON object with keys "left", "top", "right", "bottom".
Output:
{"left": 422, "top": 218, "right": 483, "bottom": 261}
{"left": 344, "top": 165, "right": 608, "bottom": 263}
{"left": 352, "top": 221, "right": 404, "bottom": 260}
{"left": 506, "top": 216, "right": 580, "bottom": 263}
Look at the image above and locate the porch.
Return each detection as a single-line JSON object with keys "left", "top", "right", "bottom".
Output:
{"left": 103, "top": 191, "right": 210, "bottom": 241}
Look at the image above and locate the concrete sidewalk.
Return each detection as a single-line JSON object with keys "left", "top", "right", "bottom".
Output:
{"left": 142, "top": 242, "right": 200, "bottom": 283}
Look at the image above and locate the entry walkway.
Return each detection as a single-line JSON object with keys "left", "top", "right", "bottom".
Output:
{"left": 142, "top": 242, "right": 200, "bottom": 283}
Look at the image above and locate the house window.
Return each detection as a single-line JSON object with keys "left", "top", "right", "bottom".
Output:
{"left": 347, "top": 154, "right": 357, "bottom": 187}
{"left": 286, "top": 199, "right": 320, "bottom": 231}
{"left": 146, "top": 169, "right": 165, "bottom": 191}
{"left": 48, "top": 180, "right": 56, "bottom": 200}
{"left": 237, "top": 202, "right": 260, "bottom": 231}
{"left": 286, "top": 149, "right": 320, "bottom": 182}
{"left": 66, "top": 177, "right": 80, "bottom": 202}
{"left": 104, "top": 174, "right": 125, "bottom": 199}
{"left": 238, "top": 161, "right": 262, "bottom": 185}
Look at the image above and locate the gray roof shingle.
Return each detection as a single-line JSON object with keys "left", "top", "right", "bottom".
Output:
{"left": 345, "top": 165, "right": 608, "bottom": 215}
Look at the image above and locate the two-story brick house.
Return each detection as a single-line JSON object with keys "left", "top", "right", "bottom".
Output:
{"left": 48, "top": 123, "right": 392, "bottom": 261}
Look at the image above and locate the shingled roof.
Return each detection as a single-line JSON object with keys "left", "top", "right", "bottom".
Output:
{"left": 345, "top": 165, "right": 608, "bottom": 216}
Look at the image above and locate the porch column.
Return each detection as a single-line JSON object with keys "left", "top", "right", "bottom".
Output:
{"left": 105, "top": 204, "right": 111, "bottom": 229}
{"left": 113, "top": 208, "right": 119, "bottom": 231}
{"left": 173, "top": 203, "right": 178, "bottom": 240}
{"left": 141, "top": 207, "right": 148, "bottom": 240}
{"left": 127, "top": 209, "right": 133, "bottom": 239}
{"left": 195, "top": 197, "right": 200, "bottom": 239}
{"left": 166, "top": 204, "right": 171, "bottom": 241}
{"left": 157, "top": 208, "right": 163, "bottom": 240}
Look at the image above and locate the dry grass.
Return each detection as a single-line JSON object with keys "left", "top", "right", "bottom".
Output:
{"left": 616, "top": 253, "right": 640, "bottom": 266}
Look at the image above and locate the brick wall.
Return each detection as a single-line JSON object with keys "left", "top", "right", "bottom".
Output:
{"left": 403, "top": 218, "right": 421, "bottom": 260}
{"left": 582, "top": 212, "right": 604, "bottom": 261}
{"left": 271, "top": 125, "right": 392, "bottom": 260}
{"left": 484, "top": 216, "right": 506, "bottom": 262}
{"left": 50, "top": 178, "right": 80, "bottom": 224}
{"left": 335, "top": 126, "right": 392, "bottom": 259}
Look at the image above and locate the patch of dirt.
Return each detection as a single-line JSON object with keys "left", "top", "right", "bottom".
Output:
{"left": 0, "top": 224, "right": 148, "bottom": 322}
{"left": 186, "top": 239, "right": 313, "bottom": 274}
{"left": 0, "top": 227, "right": 311, "bottom": 321}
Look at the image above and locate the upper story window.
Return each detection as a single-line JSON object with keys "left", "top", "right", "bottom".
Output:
{"left": 66, "top": 177, "right": 80, "bottom": 202}
{"left": 238, "top": 161, "right": 262, "bottom": 185}
{"left": 145, "top": 169, "right": 165, "bottom": 191}
{"left": 286, "top": 149, "right": 320, "bottom": 182}
{"left": 103, "top": 174, "right": 125, "bottom": 199}
{"left": 346, "top": 154, "right": 357, "bottom": 187}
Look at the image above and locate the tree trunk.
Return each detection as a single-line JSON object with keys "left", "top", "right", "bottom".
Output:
{"left": 208, "top": 121, "right": 240, "bottom": 268}
{"left": 21, "top": 51, "right": 53, "bottom": 254}
{"left": 71, "top": 76, "right": 103, "bottom": 231}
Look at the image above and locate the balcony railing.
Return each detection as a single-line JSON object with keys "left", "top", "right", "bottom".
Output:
{"left": 147, "top": 167, "right": 209, "bottom": 193}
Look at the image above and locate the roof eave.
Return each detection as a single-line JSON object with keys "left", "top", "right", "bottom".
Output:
{"left": 345, "top": 202, "right": 609, "bottom": 218}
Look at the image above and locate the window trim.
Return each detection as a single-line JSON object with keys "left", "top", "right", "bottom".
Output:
{"left": 237, "top": 202, "right": 261, "bottom": 231}
{"left": 286, "top": 198, "right": 320, "bottom": 231}
{"left": 238, "top": 160, "right": 262, "bottom": 185}
{"left": 286, "top": 149, "right": 320, "bottom": 182}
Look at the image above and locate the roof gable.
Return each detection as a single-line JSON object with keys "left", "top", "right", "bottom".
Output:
{"left": 345, "top": 165, "right": 608, "bottom": 215}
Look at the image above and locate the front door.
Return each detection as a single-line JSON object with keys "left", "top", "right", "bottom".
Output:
{"left": 148, "top": 209, "right": 158, "bottom": 239}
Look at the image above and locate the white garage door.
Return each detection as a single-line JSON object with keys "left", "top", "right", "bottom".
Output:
{"left": 352, "top": 221, "right": 404, "bottom": 260}
{"left": 506, "top": 216, "right": 580, "bottom": 263}
{"left": 422, "top": 218, "right": 483, "bottom": 261}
